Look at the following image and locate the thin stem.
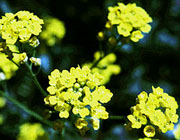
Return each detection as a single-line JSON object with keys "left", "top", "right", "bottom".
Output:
{"left": 25, "top": 63, "right": 47, "bottom": 96}
{"left": 109, "top": 115, "right": 125, "bottom": 120}
{"left": 10, "top": 59, "right": 20, "bottom": 67}
{"left": 0, "top": 90, "right": 52, "bottom": 127}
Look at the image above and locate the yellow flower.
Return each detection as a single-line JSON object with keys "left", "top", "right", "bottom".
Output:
{"left": 107, "top": 2, "right": 152, "bottom": 42}
{"left": 91, "top": 118, "right": 100, "bottom": 130}
{"left": 19, "top": 52, "right": 28, "bottom": 64}
{"left": 29, "top": 36, "right": 40, "bottom": 48}
{"left": 127, "top": 86, "right": 179, "bottom": 137}
{"left": 97, "top": 31, "right": 104, "bottom": 40}
{"left": 40, "top": 17, "right": 65, "bottom": 46}
{"left": 130, "top": 30, "right": 144, "bottom": 42}
{"left": 75, "top": 118, "right": 88, "bottom": 129}
{"left": 17, "top": 123, "right": 49, "bottom": 140}
{"left": 117, "top": 22, "right": 133, "bottom": 37}
{"left": 143, "top": 125, "right": 155, "bottom": 137}
{"left": 44, "top": 66, "right": 113, "bottom": 131}
{"left": 0, "top": 11, "right": 43, "bottom": 45}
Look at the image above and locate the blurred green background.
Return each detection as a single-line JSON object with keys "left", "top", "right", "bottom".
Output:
{"left": 0, "top": 0, "right": 180, "bottom": 139}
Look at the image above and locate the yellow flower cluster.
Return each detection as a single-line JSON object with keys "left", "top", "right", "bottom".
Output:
{"left": 40, "top": 17, "right": 65, "bottom": 46}
{"left": 44, "top": 66, "right": 113, "bottom": 130}
{"left": 0, "top": 11, "right": 43, "bottom": 45}
{"left": 17, "top": 123, "right": 49, "bottom": 140}
{"left": 84, "top": 51, "right": 121, "bottom": 85}
{"left": 127, "top": 86, "right": 179, "bottom": 137}
{"left": 0, "top": 96, "right": 6, "bottom": 125}
{"left": 0, "top": 44, "right": 20, "bottom": 79}
{"left": 107, "top": 3, "right": 152, "bottom": 42}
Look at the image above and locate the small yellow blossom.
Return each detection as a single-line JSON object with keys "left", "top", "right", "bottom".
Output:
{"left": 130, "top": 30, "right": 144, "bottom": 42}
{"left": 44, "top": 66, "right": 113, "bottom": 131}
{"left": 75, "top": 118, "right": 88, "bottom": 129}
{"left": 91, "top": 118, "right": 100, "bottom": 130}
{"left": 17, "top": 123, "right": 49, "bottom": 140}
{"left": 127, "top": 86, "right": 179, "bottom": 137}
{"left": 0, "top": 11, "right": 43, "bottom": 45}
{"left": 143, "top": 125, "right": 155, "bottom": 137}
{"left": 107, "top": 2, "right": 152, "bottom": 42}
{"left": 19, "top": 52, "right": 28, "bottom": 64}
{"left": 97, "top": 31, "right": 104, "bottom": 40}
{"left": 40, "top": 17, "right": 65, "bottom": 46}
{"left": 29, "top": 36, "right": 40, "bottom": 48}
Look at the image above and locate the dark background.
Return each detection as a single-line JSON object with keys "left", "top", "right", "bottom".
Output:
{"left": 0, "top": 0, "right": 180, "bottom": 139}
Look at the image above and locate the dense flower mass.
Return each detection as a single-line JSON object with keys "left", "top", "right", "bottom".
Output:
{"left": 84, "top": 51, "right": 121, "bottom": 85}
{"left": 40, "top": 17, "right": 65, "bottom": 46}
{"left": 17, "top": 123, "right": 49, "bottom": 140}
{"left": 0, "top": 11, "right": 43, "bottom": 45}
{"left": 44, "top": 66, "right": 113, "bottom": 130}
{"left": 107, "top": 3, "right": 152, "bottom": 42}
{"left": 0, "top": 44, "right": 20, "bottom": 79}
{"left": 127, "top": 86, "right": 179, "bottom": 137}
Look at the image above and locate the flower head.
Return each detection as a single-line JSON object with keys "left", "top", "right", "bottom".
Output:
{"left": 107, "top": 3, "right": 152, "bottom": 42}
{"left": 40, "top": 17, "right": 65, "bottom": 46}
{"left": 44, "top": 66, "right": 113, "bottom": 131}
{"left": 17, "top": 123, "right": 49, "bottom": 140}
{"left": 127, "top": 86, "right": 179, "bottom": 137}
{"left": 0, "top": 11, "right": 43, "bottom": 45}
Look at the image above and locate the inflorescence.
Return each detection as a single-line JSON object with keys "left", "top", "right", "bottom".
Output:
{"left": 107, "top": 3, "right": 152, "bottom": 42}
{"left": 0, "top": 11, "right": 43, "bottom": 45}
{"left": 44, "top": 66, "right": 113, "bottom": 131}
{"left": 127, "top": 86, "right": 179, "bottom": 138}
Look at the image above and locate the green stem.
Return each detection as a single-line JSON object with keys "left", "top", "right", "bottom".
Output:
{"left": 25, "top": 63, "right": 47, "bottom": 96}
{"left": 0, "top": 90, "right": 52, "bottom": 127}
{"left": 60, "top": 127, "right": 65, "bottom": 140}
{"left": 109, "top": 115, "right": 125, "bottom": 120}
